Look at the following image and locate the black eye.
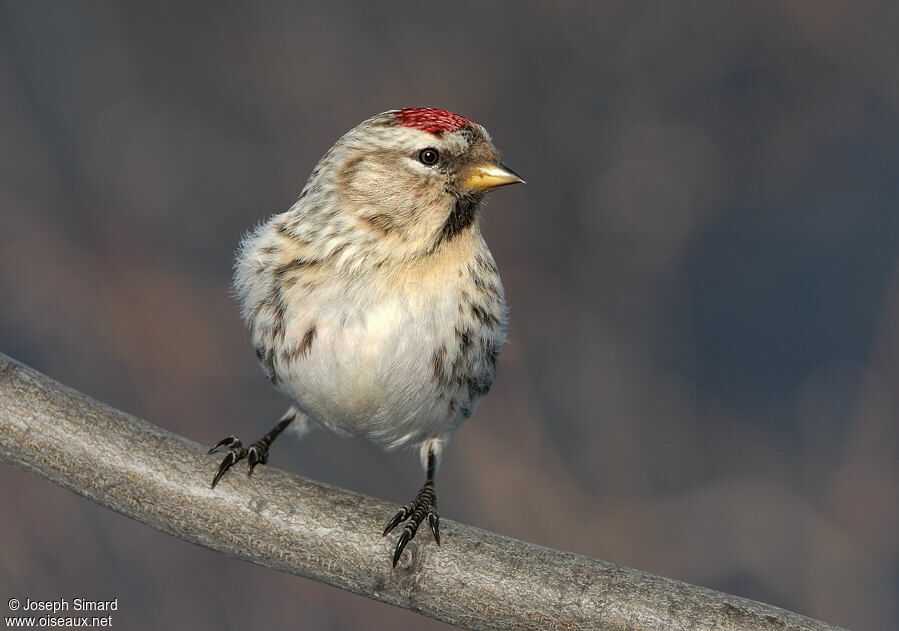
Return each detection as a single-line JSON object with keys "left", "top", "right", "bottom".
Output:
{"left": 418, "top": 148, "right": 440, "bottom": 166}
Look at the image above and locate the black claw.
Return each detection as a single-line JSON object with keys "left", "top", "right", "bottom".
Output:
{"left": 428, "top": 512, "right": 440, "bottom": 545}
{"left": 246, "top": 446, "right": 267, "bottom": 477}
{"left": 383, "top": 508, "right": 409, "bottom": 536}
{"left": 384, "top": 480, "right": 439, "bottom": 566}
{"left": 207, "top": 413, "right": 296, "bottom": 488}
{"left": 208, "top": 436, "right": 240, "bottom": 454}
{"left": 211, "top": 451, "right": 241, "bottom": 488}
{"left": 392, "top": 529, "right": 412, "bottom": 567}
{"left": 208, "top": 437, "right": 260, "bottom": 487}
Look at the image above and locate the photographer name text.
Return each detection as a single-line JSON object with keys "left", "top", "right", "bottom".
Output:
{"left": 14, "top": 598, "right": 117, "bottom": 613}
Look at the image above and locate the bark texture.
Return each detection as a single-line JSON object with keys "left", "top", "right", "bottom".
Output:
{"left": 0, "top": 353, "right": 845, "bottom": 631}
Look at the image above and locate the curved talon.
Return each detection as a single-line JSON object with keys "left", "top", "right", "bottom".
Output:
{"left": 384, "top": 482, "right": 439, "bottom": 567}
{"left": 428, "top": 512, "right": 440, "bottom": 545}
{"left": 208, "top": 436, "right": 241, "bottom": 454}
{"left": 208, "top": 436, "right": 256, "bottom": 488}
{"left": 211, "top": 449, "right": 245, "bottom": 488}
{"left": 207, "top": 413, "right": 297, "bottom": 488}
{"left": 392, "top": 529, "right": 413, "bottom": 567}
{"left": 246, "top": 445, "right": 267, "bottom": 476}
{"left": 383, "top": 507, "right": 410, "bottom": 536}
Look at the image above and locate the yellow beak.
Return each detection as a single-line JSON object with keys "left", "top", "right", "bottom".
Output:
{"left": 465, "top": 162, "right": 525, "bottom": 192}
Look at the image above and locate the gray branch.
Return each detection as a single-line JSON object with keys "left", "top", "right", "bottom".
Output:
{"left": 0, "top": 353, "right": 844, "bottom": 631}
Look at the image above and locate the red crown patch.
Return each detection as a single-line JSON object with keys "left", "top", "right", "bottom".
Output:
{"left": 393, "top": 108, "right": 474, "bottom": 135}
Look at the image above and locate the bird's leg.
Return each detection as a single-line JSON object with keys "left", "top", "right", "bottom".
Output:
{"left": 208, "top": 408, "right": 297, "bottom": 488}
{"left": 383, "top": 447, "right": 440, "bottom": 567}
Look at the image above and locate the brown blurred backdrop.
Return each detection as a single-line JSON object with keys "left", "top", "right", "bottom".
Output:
{"left": 1, "top": 2, "right": 897, "bottom": 630}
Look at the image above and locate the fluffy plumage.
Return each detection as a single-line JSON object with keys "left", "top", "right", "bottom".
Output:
{"left": 215, "top": 108, "right": 522, "bottom": 565}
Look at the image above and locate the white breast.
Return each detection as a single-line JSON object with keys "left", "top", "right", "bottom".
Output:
{"left": 279, "top": 276, "right": 465, "bottom": 448}
{"left": 236, "top": 215, "right": 507, "bottom": 451}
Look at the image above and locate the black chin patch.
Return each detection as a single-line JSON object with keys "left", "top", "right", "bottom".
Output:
{"left": 438, "top": 193, "right": 481, "bottom": 246}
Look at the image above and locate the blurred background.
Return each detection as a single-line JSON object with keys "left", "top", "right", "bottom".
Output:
{"left": 1, "top": 1, "right": 897, "bottom": 629}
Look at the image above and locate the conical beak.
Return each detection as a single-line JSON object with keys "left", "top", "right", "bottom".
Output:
{"left": 465, "top": 162, "right": 526, "bottom": 192}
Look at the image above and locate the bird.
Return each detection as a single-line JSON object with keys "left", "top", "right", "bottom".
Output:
{"left": 208, "top": 107, "right": 523, "bottom": 566}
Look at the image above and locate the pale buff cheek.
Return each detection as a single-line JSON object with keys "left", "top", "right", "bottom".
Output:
{"left": 398, "top": 189, "right": 455, "bottom": 250}
{"left": 341, "top": 161, "right": 453, "bottom": 256}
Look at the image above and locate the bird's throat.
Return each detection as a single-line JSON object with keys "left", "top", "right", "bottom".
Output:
{"left": 435, "top": 193, "right": 481, "bottom": 249}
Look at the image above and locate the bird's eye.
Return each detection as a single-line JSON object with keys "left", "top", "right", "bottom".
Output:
{"left": 418, "top": 148, "right": 440, "bottom": 166}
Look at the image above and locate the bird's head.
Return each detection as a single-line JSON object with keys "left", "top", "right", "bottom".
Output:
{"left": 300, "top": 108, "right": 523, "bottom": 261}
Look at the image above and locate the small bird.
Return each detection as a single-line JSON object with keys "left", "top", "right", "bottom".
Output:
{"left": 209, "top": 107, "right": 523, "bottom": 566}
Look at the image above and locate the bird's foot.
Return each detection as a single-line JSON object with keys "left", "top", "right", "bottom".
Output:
{"left": 383, "top": 481, "right": 440, "bottom": 567}
{"left": 208, "top": 435, "right": 269, "bottom": 488}
{"left": 207, "top": 411, "right": 297, "bottom": 488}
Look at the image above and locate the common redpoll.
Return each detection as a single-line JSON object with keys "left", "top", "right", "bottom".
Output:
{"left": 209, "top": 108, "right": 523, "bottom": 566}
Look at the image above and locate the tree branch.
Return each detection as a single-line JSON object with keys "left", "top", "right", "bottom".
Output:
{"left": 0, "top": 353, "right": 843, "bottom": 631}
